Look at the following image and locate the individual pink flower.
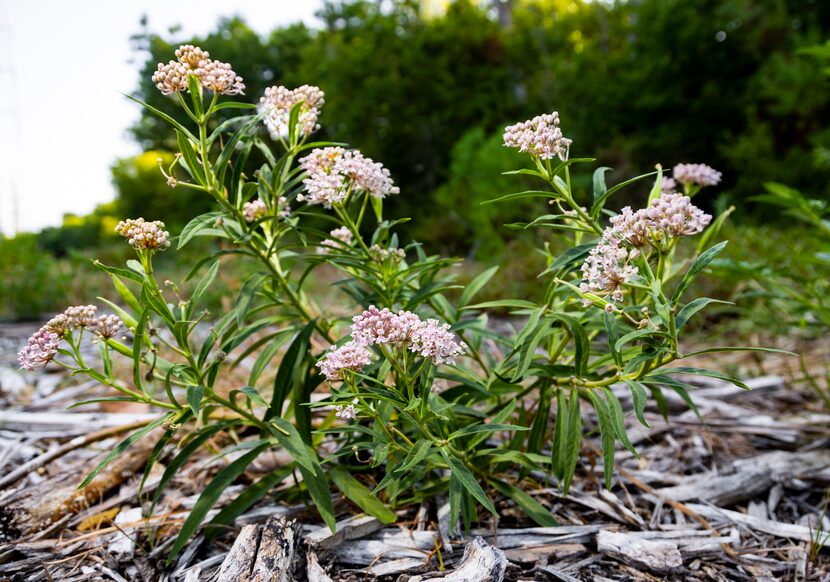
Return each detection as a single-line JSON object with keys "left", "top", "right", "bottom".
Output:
{"left": 317, "top": 342, "right": 372, "bottom": 382}
{"left": 335, "top": 401, "right": 358, "bottom": 420}
{"left": 503, "top": 112, "right": 572, "bottom": 160}
{"left": 18, "top": 329, "right": 61, "bottom": 371}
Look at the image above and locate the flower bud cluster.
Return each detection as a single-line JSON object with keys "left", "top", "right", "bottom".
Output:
{"left": 153, "top": 44, "right": 244, "bottom": 96}
{"left": 299, "top": 147, "right": 399, "bottom": 208}
{"left": 672, "top": 163, "right": 722, "bottom": 187}
{"left": 503, "top": 112, "right": 572, "bottom": 161}
{"left": 115, "top": 218, "right": 171, "bottom": 251}
{"left": 369, "top": 244, "right": 406, "bottom": 263}
{"left": 259, "top": 85, "right": 325, "bottom": 138}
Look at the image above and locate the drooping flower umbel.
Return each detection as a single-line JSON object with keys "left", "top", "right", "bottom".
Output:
{"left": 115, "top": 218, "right": 171, "bottom": 251}
{"left": 152, "top": 44, "right": 244, "bottom": 96}
{"left": 503, "top": 112, "right": 572, "bottom": 161}
{"left": 18, "top": 329, "right": 61, "bottom": 371}
{"left": 259, "top": 85, "right": 325, "bottom": 139}
{"left": 672, "top": 163, "right": 722, "bottom": 188}
{"left": 299, "top": 147, "right": 399, "bottom": 208}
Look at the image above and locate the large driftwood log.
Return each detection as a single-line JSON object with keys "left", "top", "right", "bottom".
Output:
{"left": 597, "top": 530, "right": 683, "bottom": 573}
{"left": 407, "top": 537, "right": 507, "bottom": 582}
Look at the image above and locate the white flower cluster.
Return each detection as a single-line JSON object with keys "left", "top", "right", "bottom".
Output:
{"left": 299, "top": 147, "right": 399, "bottom": 208}
{"left": 115, "top": 218, "right": 171, "bottom": 251}
{"left": 152, "top": 45, "right": 244, "bottom": 96}
{"left": 503, "top": 112, "right": 572, "bottom": 160}
{"left": 259, "top": 85, "right": 325, "bottom": 138}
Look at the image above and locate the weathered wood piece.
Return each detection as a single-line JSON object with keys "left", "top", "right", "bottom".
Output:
{"left": 216, "top": 516, "right": 302, "bottom": 582}
{"left": 685, "top": 503, "right": 830, "bottom": 546}
{"left": 656, "top": 449, "right": 830, "bottom": 506}
{"left": 597, "top": 530, "right": 683, "bottom": 573}
{"left": 305, "top": 514, "right": 384, "bottom": 552}
{"left": 0, "top": 410, "right": 158, "bottom": 433}
{"left": 408, "top": 537, "right": 507, "bottom": 582}
{"left": 216, "top": 524, "right": 260, "bottom": 582}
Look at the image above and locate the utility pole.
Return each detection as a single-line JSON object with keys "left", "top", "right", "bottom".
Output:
{"left": 0, "top": 0, "right": 21, "bottom": 236}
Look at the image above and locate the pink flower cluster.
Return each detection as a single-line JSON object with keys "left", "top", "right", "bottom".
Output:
{"left": 18, "top": 329, "right": 61, "bottom": 371}
{"left": 319, "top": 226, "right": 354, "bottom": 254}
{"left": 299, "top": 147, "right": 399, "bottom": 208}
{"left": 350, "top": 306, "right": 466, "bottom": 364}
{"left": 503, "top": 112, "right": 573, "bottom": 161}
{"left": 610, "top": 193, "right": 712, "bottom": 248}
{"left": 661, "top": 177, "right": 677, "bottom": 193}
{"left": 259, "top": 85, "right": 325, "bottom": 138}
{"left": 672, "top": 163, "right": 722, "bottom": 187}
{"left": 18, "top": 307, "right": 124, "bottom": 370}
{"left": 152, "top": 45, "right": 244, "bottom": 96}
{"left": 318, "top": 342, "right": 373, "bottom": 382}
{"left": 115, "top": 218, "right": 171, "bottom": 251}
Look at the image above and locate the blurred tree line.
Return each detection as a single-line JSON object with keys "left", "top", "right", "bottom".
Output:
{"left": 34, "top": 0, "right": 830, "bottom": 258}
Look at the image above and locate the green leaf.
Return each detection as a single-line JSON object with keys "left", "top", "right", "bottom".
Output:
{"left": 624, "top": 380, "right": 651, "bottom": 428}
{"left": 186, "top": 385, "right": 204, "bottom": 417}
{"left": 548, "top": 314, "right": 589, "bottom": 376}
{"left": 178, "top": 212, "right": 223, "bottom": 250}
{"left": 235, "top": 274, "right": 267, "bottom": 327}
{"left": 188, "top": 260, "right": 220, "bottom": 316}
{"left": 678, "top": 346, "right": 797, "bottom": 359}
{"left": 330, "top": 467, "right": 396, "bottom": 524}
{"left": 561, "top": 389, "right": 582, "bottom": 495}
{"left": 122, "top": 93, "right": 198, "bottom": 142}
{"left": 298, "top": 462, "right": 336, "bottom": 532}
{"left": 449, "top": 423, "right": 528, "bottom": 441}
{"left": 151, "top": 422, "right": 231, "bottom": 514}
{"left": 614, "top": 328, "right": 663, "bottom": 353}
{"left": 462, "top": 299, "right": 537, "bottom": 311}
{"left": 206, "top": 465, "right": 294, "bottom": 538}
{"left": 269, "top": 418, "right": 318, "bottom": 474}
{"left": 512, "top": 319, "right": 548, "bottom": 382}
{"left": 482, "top": 190, "right": 554, "bottom": 205}
{"left": 459, "top": 266, "right": 499, "bottom": 309}
{"left": 440, "top": 449, "right": 497, "bottom": 515}
{"left": 647, "top": 366, "right": 749, "bottom": 390}
{"left": 395, "top": 439, "right": 433, "bottom": 473}
{"left": 603, "top": 312, "right": 623, "bottom": 367}
{"left": 265, "top": 321, "right": 315, "bottom": 422}
{"left": 671, "top": 241, "right": 728, "bottom": 304}
{"left": 592, "top": 166, "right": 611, "bottom": 204}
{"left": 78, "top": 414, "right": 173, "bottom": 489}
{"left": 675, "top": 298, "right": 732, "bottom": 330}
{"left": 488, "top": 478, "right": 558, "bottom": 527}
{"left": 584, "top": 390, "right": 615, "bottom": 489}
{"left": 601, "top": 387, "right": 637, "bottom": 456}
{"left": 176, "top": 130, "right": 207, "bottom": 185}
{"left": 168, "top": 443, "right": 268, "bottom": 560}
{"left": 591, "top": 170, "right": 659, "bottom": 219}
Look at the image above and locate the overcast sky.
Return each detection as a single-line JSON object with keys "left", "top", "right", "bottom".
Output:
{"left": 0, "top": 0, "right": 322, "bottom": 234}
